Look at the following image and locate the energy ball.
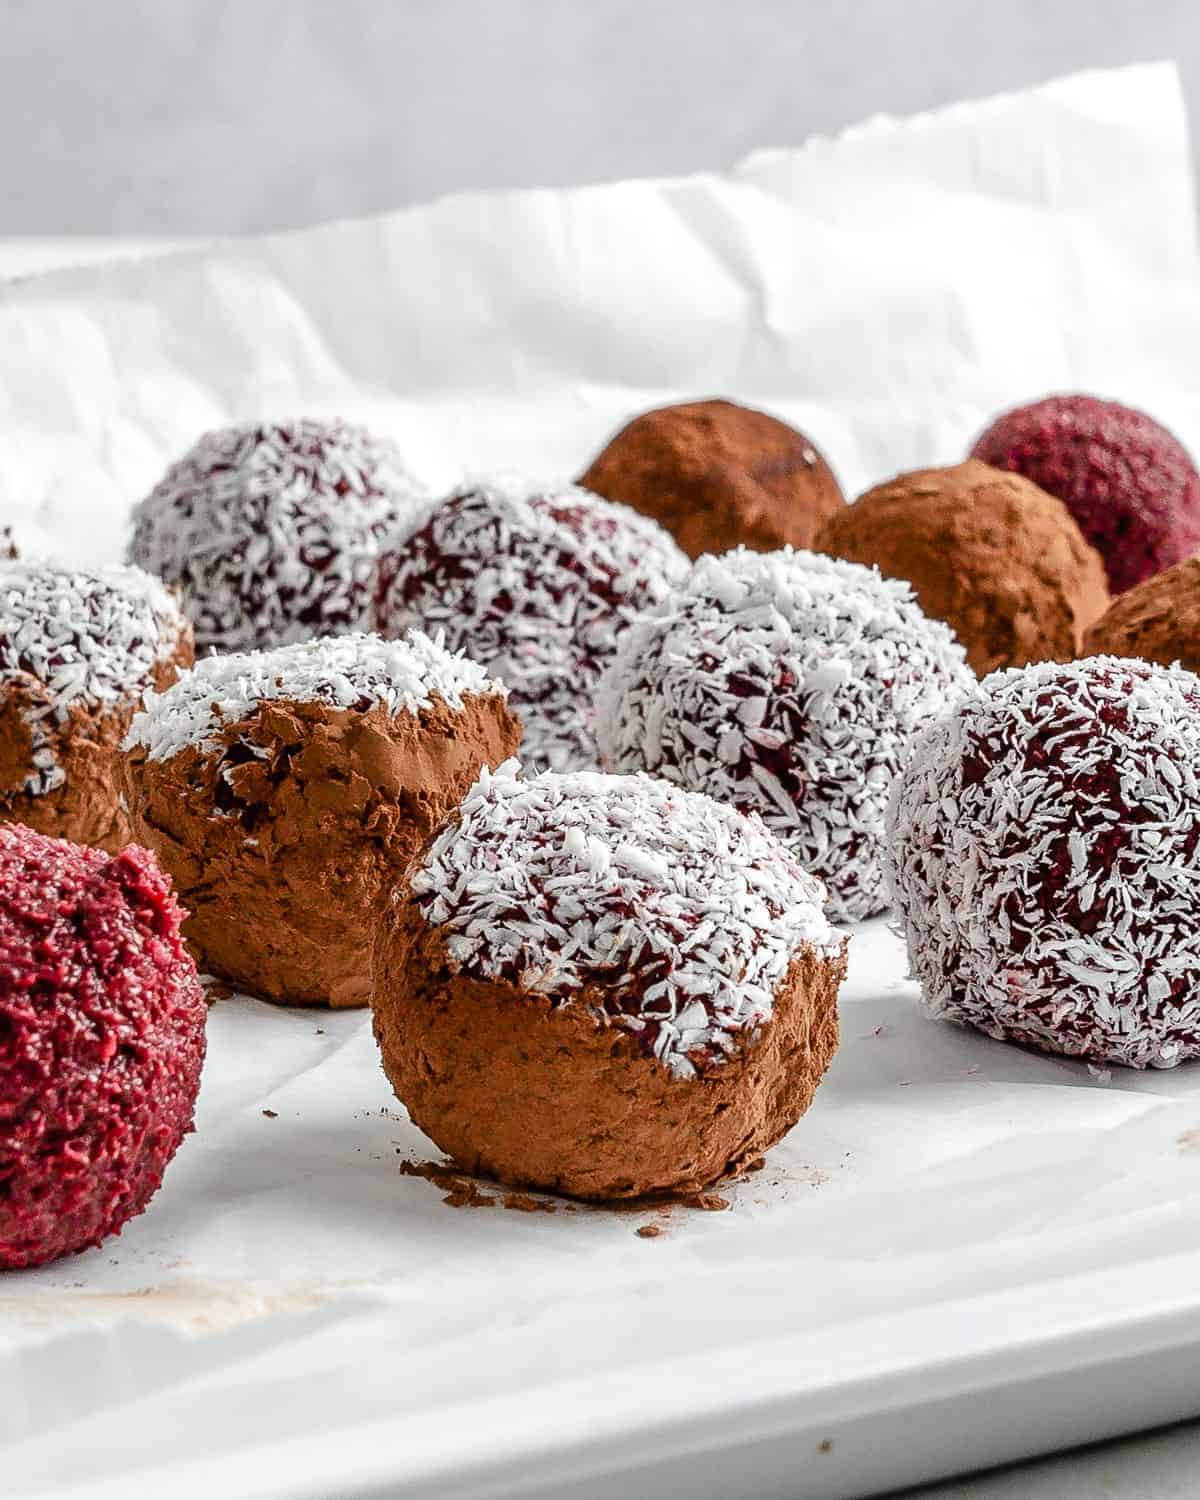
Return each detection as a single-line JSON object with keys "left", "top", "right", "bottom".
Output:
{"left": 887, "top": 656, "right": 1200, "bottom": 1068}
{"left": 580, "top": 398, "right": 844, "bottom": 558}
{"left": 816, "top": 460, "right": 1109, "bottom": 675}
{"left": 595, "top": 548, "right": 973, "bottom": 922}
{"left": 1084, "top": 553, "right": 1200, "bottom": 670}
{"left": 0, "top": 824, "right": 206, "bottom": 1269}
{"left": 971, "top": 394, "right": 1200, "bottom": 593}
{"left": 121, "top": 632, "right": 519, "bottom": 1008}
{"left": 129, "top": 419, "right": 427, "bottom": 653}
{"left": 373, "top": 478, "right": 688, "bottom": 771}
{"left": 372, "top": 763, "right": 846, "bottom": 1200}
{"left": 0, "top": 561, "right": 193, "bottom": 852}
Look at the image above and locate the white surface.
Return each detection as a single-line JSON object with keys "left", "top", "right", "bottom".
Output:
{"left": 2, "top": 63, "right": 1200, "bottom": 1500}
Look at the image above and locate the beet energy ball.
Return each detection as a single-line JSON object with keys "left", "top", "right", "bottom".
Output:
{"left": 0, "top": 824, "right": 206, "bottom": 1269}
{"left": 971, "top": 394, "right": 1200, "bottom": 593}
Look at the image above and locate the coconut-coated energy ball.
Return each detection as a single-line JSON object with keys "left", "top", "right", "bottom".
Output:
{"left": 129, "top": 419, "right": 428, "bottom": 652}
{"left": 971, "top": 394, "right": 1200, "bottom": 594}
{"left": 373, "top": 477, "right": 688, "bottom": 771}
{"left": 580, "top": 398, "right": 845, "bottom": 558}
{"left": 596, "top": 548, "right": 973, "bottom": 921}
{"left": 0, "top": 824, "right": 206, "bottom": 1269}
{"left": 372, "top": 763, "right": 846, "bottom": 1200}
{"left": 816, "top": 460, "right": 1109, "bottom": 675}
{"left": 887, "top": 656, "right": 1200, "bottom": 1068}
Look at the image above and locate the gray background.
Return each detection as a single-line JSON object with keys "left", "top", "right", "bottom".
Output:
{"left": 3, "top": 0, "right": 1198, "bottom": 237}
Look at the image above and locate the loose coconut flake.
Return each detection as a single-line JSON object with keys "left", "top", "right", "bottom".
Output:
{"left": 886, "top": 655, "right": 1200, "bottom": 1068}
{"left": 0, "top": 561, "right": 189, "bottom": 795}
{"left": 410, "top": 761, "right": 842, "bottom": 1078}
{"left": 125, "top": 630, "right": 502, "bottom": 762}
{"left": 129, "top": 419, "right": 428, "bottom": 652}
{"left": 374, "top": 477, "right": 689, "bottom": 772}
{"left": 596, "top": 548, "right": 973, "bottom": 922}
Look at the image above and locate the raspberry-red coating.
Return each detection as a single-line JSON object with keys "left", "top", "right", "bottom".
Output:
{"left": 971, "top": 394, "right": 1200, "bottom": 593}
{"left": 0, "top": 825, "right": 206, "bottom": 1269}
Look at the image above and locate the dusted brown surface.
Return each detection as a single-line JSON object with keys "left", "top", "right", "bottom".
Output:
{"left": 816, "top": 460, "right": 1109, "bottom": 675}
{"left": 1083, "top": 552, "right": 1200, "bottom": 670}
{"left": 0, "top": 637, "right": 193, "bottom": 853}
{"left": 120, "top": 693, "right": 520, "bottom": 1008}
{"left": 579, "top": 399, "right": 844, "bottom": 558}
{"left": 372, "top": 902, "right": 846, "bottom": 1201}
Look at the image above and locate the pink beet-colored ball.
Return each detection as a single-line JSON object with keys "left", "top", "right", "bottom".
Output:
{"left": 971, "top": 394, "right": 1200, "bottom": 593}
{"left": 0, "top": 825, "right": 207, "bottom": 1269}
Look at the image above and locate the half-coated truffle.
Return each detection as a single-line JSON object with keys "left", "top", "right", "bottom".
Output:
{"left": 373, "top": 763, "right": 846, "bottom": 1200}
{"left": 121, "top": 632, "right": 520, "bottom": 1007}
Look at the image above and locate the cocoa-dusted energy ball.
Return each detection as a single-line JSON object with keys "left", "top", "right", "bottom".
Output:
{"left": 373, "top": 763, "right": 846, "bottom": 1200}
{"left": 0, "top": 824, "right": 206, "bottom": 1269}
{"left": 121, "top": 632, "right": 520, "bottom": 1008}
{"left": 129, "top": 419, "right": 427, "bottom": 652}
{"left": 0, "top": 561, "right": 193, "bottom": 852}
{"left": 887, "top": 656, "right": 1200, "bottom": 1067}
{"left": 580, "top": 398, "right": 844, "bottom": 558}
{"left": 971, "top": 394, "right": 1200, "bottom": 593}
{"left": 373, "top": 478, "right": 688, "bottom": 771}
{"left": 596, "top": 548, "right": 973, "bottom": 921}
{"left": 817, "top": 461, "right": 1109, "bottom": 675}
{"left": 1084, "top": 553, "right": 1200, "bottom": 670}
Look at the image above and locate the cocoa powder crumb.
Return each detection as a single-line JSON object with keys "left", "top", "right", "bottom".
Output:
{"left": 400, "top": 1158, "right": 557, "bottom": 1212}
{"left": 261, "top": 1109, "right": 278, "bottom": 1119}
{"left": 682, "top": 1192, "right": 730, "bottom": 1212}
{"left": 502, "top": 1193, "right": 557, "bottom": 1214}
{"left": 636, "top": 1224, "right": 664, "bottom": 1239}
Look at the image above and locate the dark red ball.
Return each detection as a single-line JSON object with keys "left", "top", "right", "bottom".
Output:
{"left": 971, "top": 394, "right": 1200, "bottom": 593}
{"left": 0, "top": 825, "right": 206, "bottom": 1269}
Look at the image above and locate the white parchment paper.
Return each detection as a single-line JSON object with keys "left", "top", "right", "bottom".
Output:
{"left": 3, "top": 61, "right": 1200, "bottom": 1500}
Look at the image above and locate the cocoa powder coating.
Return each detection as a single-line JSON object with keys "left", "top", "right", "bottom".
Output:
{"left": 373, "top": 910, "right": 844, "bottom": 1201}
{"left": 121, "top": 693, "right": 520, "bottom": 1007}
{"left": 1083, "top": 553, "right": 1200, "bottom": 671}
{"left": 0, "top": 641, "right": 192, "bottom": 853}
{"left": 816, "top": 460, "right": 1109, "bottom": 675}
{"left": 580, "top": 399, "right": 844, "bottom": 558}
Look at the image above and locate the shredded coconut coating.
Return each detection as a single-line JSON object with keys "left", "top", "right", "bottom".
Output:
{"left": 129, "top": 419, "right": 428, "bottom": 652}
{"left": 410, "top": 761, "right": 842, "bottom": 1079}
{"left": 373, "top": 477, "right": 689, "bottom": 771}
{"left": 0, "top": 560, "right": 189, "bottom": 795}
{"left": 595, "top": 548, "right": 973, "bottom": 922}
{"left": 124, "top": 630, "right": 503, "bottom": 762}
{"left": 887, "top": 656, "right": 1200, "bottom": 1068}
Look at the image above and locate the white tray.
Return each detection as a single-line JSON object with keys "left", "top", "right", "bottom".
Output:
{"left": 7, "top": 919, "right": 1200, "bottom": 1499}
